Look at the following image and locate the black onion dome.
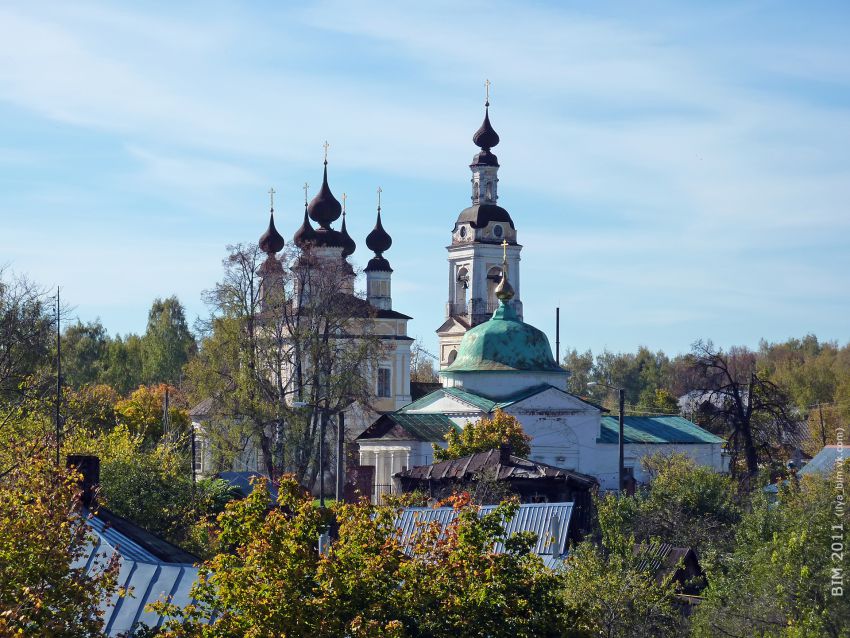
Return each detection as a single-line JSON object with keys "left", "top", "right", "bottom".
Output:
{"left": 365, "top": 209, "right": 392, "bottom": 255}
{"left": 472, "top": 104, "right": 500, "bottom": 150}
{"left": 259, "top": 211, "right": 285, "bottom": 254}
{"left": 294, "top": 204, "right": 317, "bottom": 248}
{"left": 307, "top": 163, "right": 342, "bottom": 228}
{"left": 340, "top": 213, "right": 356, "bottom": 257}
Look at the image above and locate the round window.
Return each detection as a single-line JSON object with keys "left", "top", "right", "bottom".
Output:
{"left": 459, "top": 226, "right": 467, "bottom": 238}
{"left": 493, "top": 224, "right": 503, "bottom": 238}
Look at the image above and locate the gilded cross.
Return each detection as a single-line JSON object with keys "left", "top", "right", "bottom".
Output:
{"left": 341, "top": 192, "right": 347, "bottom": 214}
{"left": 323, "top": 140, "right": 329, "bottom": 163}
{"left": 501, "top": 238, "right": 508, "bottom": 262}
{"left": 377, "top": 186, "right": 382, "bottom": 211}
{"left": 268, "top": 187, "right": 276, "bottom": 210}
{"left": 303, "top": 182, "right": 309, "bottom": 204}
{"left": 485, "top": 79, "right": 491, "bottom": 105}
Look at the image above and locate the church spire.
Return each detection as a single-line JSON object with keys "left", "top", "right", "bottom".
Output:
{"left": 259, "top": 187, "right": 285, "bottom": 255}
{"left": 340, "top": 192, "right": 356, "bottom": 258}
{"left": 293, "top": 182, "right": 317, "bottom": 248}
{"left": 307, "top": 142, "right": 342, "bottom": 229}
{"left": 494, "top": 239, "right": 515, "bottom": 302}
{"left": 365, "top": 188, "right": 393, "bottom": 309}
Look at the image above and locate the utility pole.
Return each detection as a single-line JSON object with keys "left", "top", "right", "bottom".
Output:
{"left": 818, "top": 403, "right": 827, "bottom": 448}
{"left": 555, "top": 307, "right": 560, "bottom": 365}
{"left": 618, "top": 388, "right": 625, "bottom": 494}
{"left": 336, "top": 411, "right": 345, "bottom": 503}
{"left": 190, "top": 419, "right": 197, "bottom": 486}
{"left": 319, "top": 411, "right": 326, "bottom": 507}
{"left": 55, "top": 287, "right": 61, "bottom": 466}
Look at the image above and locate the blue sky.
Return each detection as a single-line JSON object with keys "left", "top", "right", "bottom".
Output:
{"left": 1, "top": 1, "right": 848, "bottom": 358}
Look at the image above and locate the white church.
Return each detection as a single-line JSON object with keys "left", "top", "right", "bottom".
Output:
{"left": 191, "top": 95, "right": 727, "bottom": 497}
{"left": 354, "top": 98, "right": 727, "bottom": 500}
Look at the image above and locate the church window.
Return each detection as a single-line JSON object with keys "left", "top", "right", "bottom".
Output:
{"left": 377, "top": 367, "right": 392, "bottom": 398}
{"left": 473, "top": 182, "right": 479, "bottom": 199}
{"left": 493, "top": 224, "right": 503, "bottom": 238}
{"left": 459, "top": 225, "right": 467, "bottom": 238}
{"left": 485, "top": 182, "right": 492, "bottom": 200}
{"left": 447, "top": 349, "right": 457, "bottom": 365}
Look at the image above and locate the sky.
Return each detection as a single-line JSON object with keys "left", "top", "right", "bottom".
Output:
{"left": 1, "top": 1, "right": 848, "bottom": 359}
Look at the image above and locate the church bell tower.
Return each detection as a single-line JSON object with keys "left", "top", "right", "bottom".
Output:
{"left": 436, "top": 85, "right": 523, "bottom": 369}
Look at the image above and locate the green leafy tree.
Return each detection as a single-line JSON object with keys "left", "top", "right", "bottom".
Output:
{"left": 141, "top": 296, "right": 196, "bottom": 386}
{"left": 434, "top": 409, "right": 531, "bottom": 461}
{"left": 0, "top": 449, "right": 119, "bottom": 636}
{"left": 152, "top": 482, "right": 564, "bottom": 637}
{"left": 63, "top": 383, "right": 120, "bottom": 434}
{"left": 0, "top": 269, "right": 54, "bottom": 406}
{"left": 563, "top": 347, "right": 594, "bottom": 396}
{"left": 636, "top": 388, "right": 680, "bottom": 414}
{"left": 597, "top": 453, "right": 741, "bottom": 562}
{"left": 61, "top": 320, "right": 109, "bottom": 388}
{"left": 692, "top": 469, "right": 850, "bottom": 637}
{"left": 63, "top": 424, "right": 228, "bottom": 555}
{"left": 102, "top": 333, "right": 144, "bottom": 395}
{"left": 560, "top": 537, "right": 683, "bottom": 638}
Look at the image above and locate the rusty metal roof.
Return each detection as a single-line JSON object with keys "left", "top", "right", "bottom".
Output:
{"left": 395, "top": 448, "right": 597, "bottom": 487}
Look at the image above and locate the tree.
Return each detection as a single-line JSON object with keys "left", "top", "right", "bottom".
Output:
{"left": 560, "top": 537, "right": 684, "bottom": 638}
{"left": 61, "top": 320, "right": 109, "bottom": 388}
{"left": 434, "top": 410, "right": 531, "bottom": 461}
{"left": 101, "top": 333, "right": 144, "bottom": 395}
{"left": 636, "top": 388, "right": 679, "bottom": 415}
{"left": 0, "top": 268, "right": 54, "bottom": 405}
{"left": 596, "top": 453, "right": 741, "bottom": 562}
{"left": 115, "top": 384, "right": 189, "bottom": 444}
{"left": 692, "top": 468, "right": 850, "bottom": 637}
{"left": 141, "top": 296, "right": 196, "bottom": 385}
{"left": 186, "top": 243, "right": 384, "bottom": 484}
{"left": 0, "top": 449, "right": 119, "bottom": 636}
{"left": 64, "top": 383, "right": 120, "bottom": 434}
{"left": 563, "top": 347, "right": 594, "bottom": 396}
{"left": 410, "top": 340, "right": 438, "bottom": 383}
{"left": 63, "top": 423, "right": 231, "bottom": 555}
{"left": 689, "top": 340, "right": 803, "bottom": 478}
{"left": 152, "top": 481, "right": 565, "bottom": 637}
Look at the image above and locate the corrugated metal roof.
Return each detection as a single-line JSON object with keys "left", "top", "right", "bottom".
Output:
{"left": 800, "top": 445, "right": 844, "bottom": 476}
{"left": 598, "top": 415, "right": 724, "bottom": 444}
{"left": 75, "top": 516, "right": 204, "bottom": 637}
{"left": 394, "top": 502, "right": 574, "bottom": 557}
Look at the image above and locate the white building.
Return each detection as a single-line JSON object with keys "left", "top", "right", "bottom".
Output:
{"left": 357, "top": 99, "right": 728, "bottom": 500}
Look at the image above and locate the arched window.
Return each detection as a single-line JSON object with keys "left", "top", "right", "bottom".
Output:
{"left": 447, "top": 349, "right": 458, "bottom": 365}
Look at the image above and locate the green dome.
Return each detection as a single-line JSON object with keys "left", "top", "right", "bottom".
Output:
{"left": 442, "top": 302, "right": 565, "bottom": 375}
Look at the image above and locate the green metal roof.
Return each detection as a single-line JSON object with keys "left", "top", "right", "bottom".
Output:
{"left": 598, "top": 415, "right": 725, "bottom": 445}
{"left": 400, "top": 384, "right": 599, "bottom": 415}
{"left": 385, "top": 413, "right": 459, "bottom": 441}
{"left": 441, "top": 302, "right": 566, "bottom": 375}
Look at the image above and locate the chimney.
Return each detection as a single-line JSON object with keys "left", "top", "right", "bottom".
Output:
{"left": 66, "top": 454, "right": 100, "bottom": 508}
{"left": 499, "top": 443, "right": 512, "bottom": 465}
